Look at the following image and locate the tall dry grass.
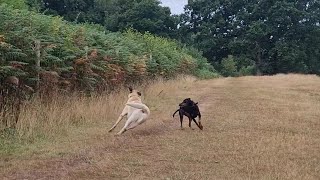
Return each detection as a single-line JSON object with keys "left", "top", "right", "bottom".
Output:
{"left": 2, "top": 74, "right": 319, "bottom": 180}
{"left": 14, "top": 75, "right": 197, "bottom": 139}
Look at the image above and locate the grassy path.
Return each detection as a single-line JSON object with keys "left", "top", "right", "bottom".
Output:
{"left": 1, "top": 75, "right": 320, "bottom": 179}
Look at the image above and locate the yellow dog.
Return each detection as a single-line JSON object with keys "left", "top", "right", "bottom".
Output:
{"left": 109, "top": 87, "right": 150, "bottom": 135}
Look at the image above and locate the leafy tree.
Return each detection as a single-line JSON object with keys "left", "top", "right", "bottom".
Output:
{"left": 221, "top": 55, "right": 237, "bottom": 77}
{"left": 114, "top": 0, "right": 176, "bottom": 37}
{"left": 179, "top": 0, "right": 320, "bottom": 75}
{"left": 26, "top": 0, "right": 177, "bottom": 38}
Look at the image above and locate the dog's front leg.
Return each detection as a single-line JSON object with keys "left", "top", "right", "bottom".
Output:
{"left": 109, "top": 108, "right": 128, "bottom": 132}
{"left": 192, "top": 118, "right": 203, "bottom": 130}
{"left": 198, "top": 113, "right": 203, "bottom": 129}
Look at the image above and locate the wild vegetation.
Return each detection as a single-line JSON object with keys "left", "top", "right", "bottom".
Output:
{"left": 19, "top": 0, "right": 320, "bottom": 76}
{"left": 0, "top": 4, "right": 216, "bottom": 90}
{"left": 0, "top": 3, "right": 217, "bottom": 131}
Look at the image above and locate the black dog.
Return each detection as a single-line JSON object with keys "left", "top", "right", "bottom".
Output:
{"left": 173, "top": 98, "right": 203, "bottom": 130}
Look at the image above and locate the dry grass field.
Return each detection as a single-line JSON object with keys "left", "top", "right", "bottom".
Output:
{"left": 1, "top": 74, "right": 320, "bottom": 179}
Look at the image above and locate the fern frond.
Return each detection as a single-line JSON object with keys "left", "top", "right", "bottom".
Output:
{"left": 62, "top": 55, "right": 77, "bottom": 61}
{"left": 44, "top": 55, "right": 63, "bottom": 63}
{"left": 0, "top": 66, "right": 27, "bottom": 77}
{"left": 9, "top": 61, "right": 29, "bottom": 66}
{"left": 90, "top": 63, "right": 105, "bottom": 72}
{"left": 5, "top": 51, "right": 27, "bottom": 60}
{"left": 56, "top": 66, "right": 74, "bottom": 73}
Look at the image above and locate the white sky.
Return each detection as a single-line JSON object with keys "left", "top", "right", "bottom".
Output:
{"left": 160, "top": 0, "right": 188, "bottom": 15}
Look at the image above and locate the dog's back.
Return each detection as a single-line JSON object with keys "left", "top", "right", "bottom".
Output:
{"left": 109, "top": 87, "right": 149, "bottom": 135}
{"left": 180, "top": 98, "right": 200, "bottom": 118}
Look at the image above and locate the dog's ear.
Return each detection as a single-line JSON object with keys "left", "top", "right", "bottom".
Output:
{"left": 128, "top": 86, "right": 133, "bottom": 93}
{"left": 195, "top": 102, "right": 198, "bottom": 105}
{"left": 137, "top": 91, "right": 142, "bottom": 96}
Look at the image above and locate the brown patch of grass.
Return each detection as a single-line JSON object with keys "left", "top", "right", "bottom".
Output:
{"left": 1, "top": 74, "right": 320, "bottom": 179}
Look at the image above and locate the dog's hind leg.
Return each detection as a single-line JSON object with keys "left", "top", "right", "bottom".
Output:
{"left": 192, "top": 118, "right": 203, "bottom": 130}
{"left": 109, "top": 107, "right": 128, "bottom": 132}
{"left": 117, "top": 120, "right": 130, "bottom": 135}
{"left": 117, "top": 126, "right": 127, "bottom": 135}
{"left": 179, "top": 110, "right": 184, "bottom": 130}
{"left": 126, "top": 116, "right": 145, "bottom": 131}
{"left": 116, "top": 111, "right": 140, "bottom": 135}
{"left": 121, "top": 112, "right": 147, "bottom": 134}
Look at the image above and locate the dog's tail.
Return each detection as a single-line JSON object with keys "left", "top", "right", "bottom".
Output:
{"left": 126, "top": 102, "right": 150, "bottom": 116}
{"left": 172, "top": 109, "right": 179, "bottom": 118}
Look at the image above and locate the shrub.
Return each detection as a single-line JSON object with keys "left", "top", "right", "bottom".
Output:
{"left": 221, "top": 55, "right": 238, "bottom": 77}
{"left": 195, "top": 69, "right": 220, "bottom": 79}
{"left": 239, "top": 65, "right": 255, "bottom": 76}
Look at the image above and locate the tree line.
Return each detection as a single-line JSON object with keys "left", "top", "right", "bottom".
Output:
{"left": 1, "top": 0, "right": 320, "bottom": 77}
{"left": 25, "top": 0, "right": 178, "bottom": 38}
{"left": 180, "top": 0, "right": 320, "bottom": 76}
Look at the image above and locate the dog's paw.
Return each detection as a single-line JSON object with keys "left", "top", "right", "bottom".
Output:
{"left": 116, "top": 131, "right": 125, "bottom": 136}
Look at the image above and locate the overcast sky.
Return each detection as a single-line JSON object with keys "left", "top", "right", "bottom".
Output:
{"left": 160, "top": 0, "right": 188, "bottom": 15}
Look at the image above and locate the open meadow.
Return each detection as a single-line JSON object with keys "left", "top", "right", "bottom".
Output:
{"left": 1, "top": 74, "right": 320, "bottom": 179}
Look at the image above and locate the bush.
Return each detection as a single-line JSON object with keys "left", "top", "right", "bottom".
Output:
{"left": 239, "top": 65, "right": 255, "bottom": 76}
{"left": 195, "top": 69, "right": 220, "bottom": 79}
{"left": 221, "top": 55, "right": 238, "bottom": 77}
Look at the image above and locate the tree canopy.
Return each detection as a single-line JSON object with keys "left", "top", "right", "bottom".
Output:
{"left": 179, "top": 0, "right": 320, "bottom": 75}
{"left": 26, "top": 0, "right": 177, "bottom": 38}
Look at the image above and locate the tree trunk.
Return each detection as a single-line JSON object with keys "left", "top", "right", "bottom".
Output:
{"left": 35, "top": 40, "right": 41, "bottom": 91}
{"left": 255, "top": 42, "right": 263, "bottom": 76}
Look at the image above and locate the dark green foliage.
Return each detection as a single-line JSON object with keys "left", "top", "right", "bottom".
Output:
{"left": 179, "top": 0, "right": 320, "bottom": 75}
{"left": 27, "top": 0, "right": 177, "bottom": 38}
{"left": 221, "top": 55, "right": 238, "bottom": 77}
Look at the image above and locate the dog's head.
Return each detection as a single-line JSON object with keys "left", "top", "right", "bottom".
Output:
{"left": 179, "top": 98, "right": 197, "bottom": 107}
{"left": 128, "top": 86, "right": 142, "bottom": 99}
